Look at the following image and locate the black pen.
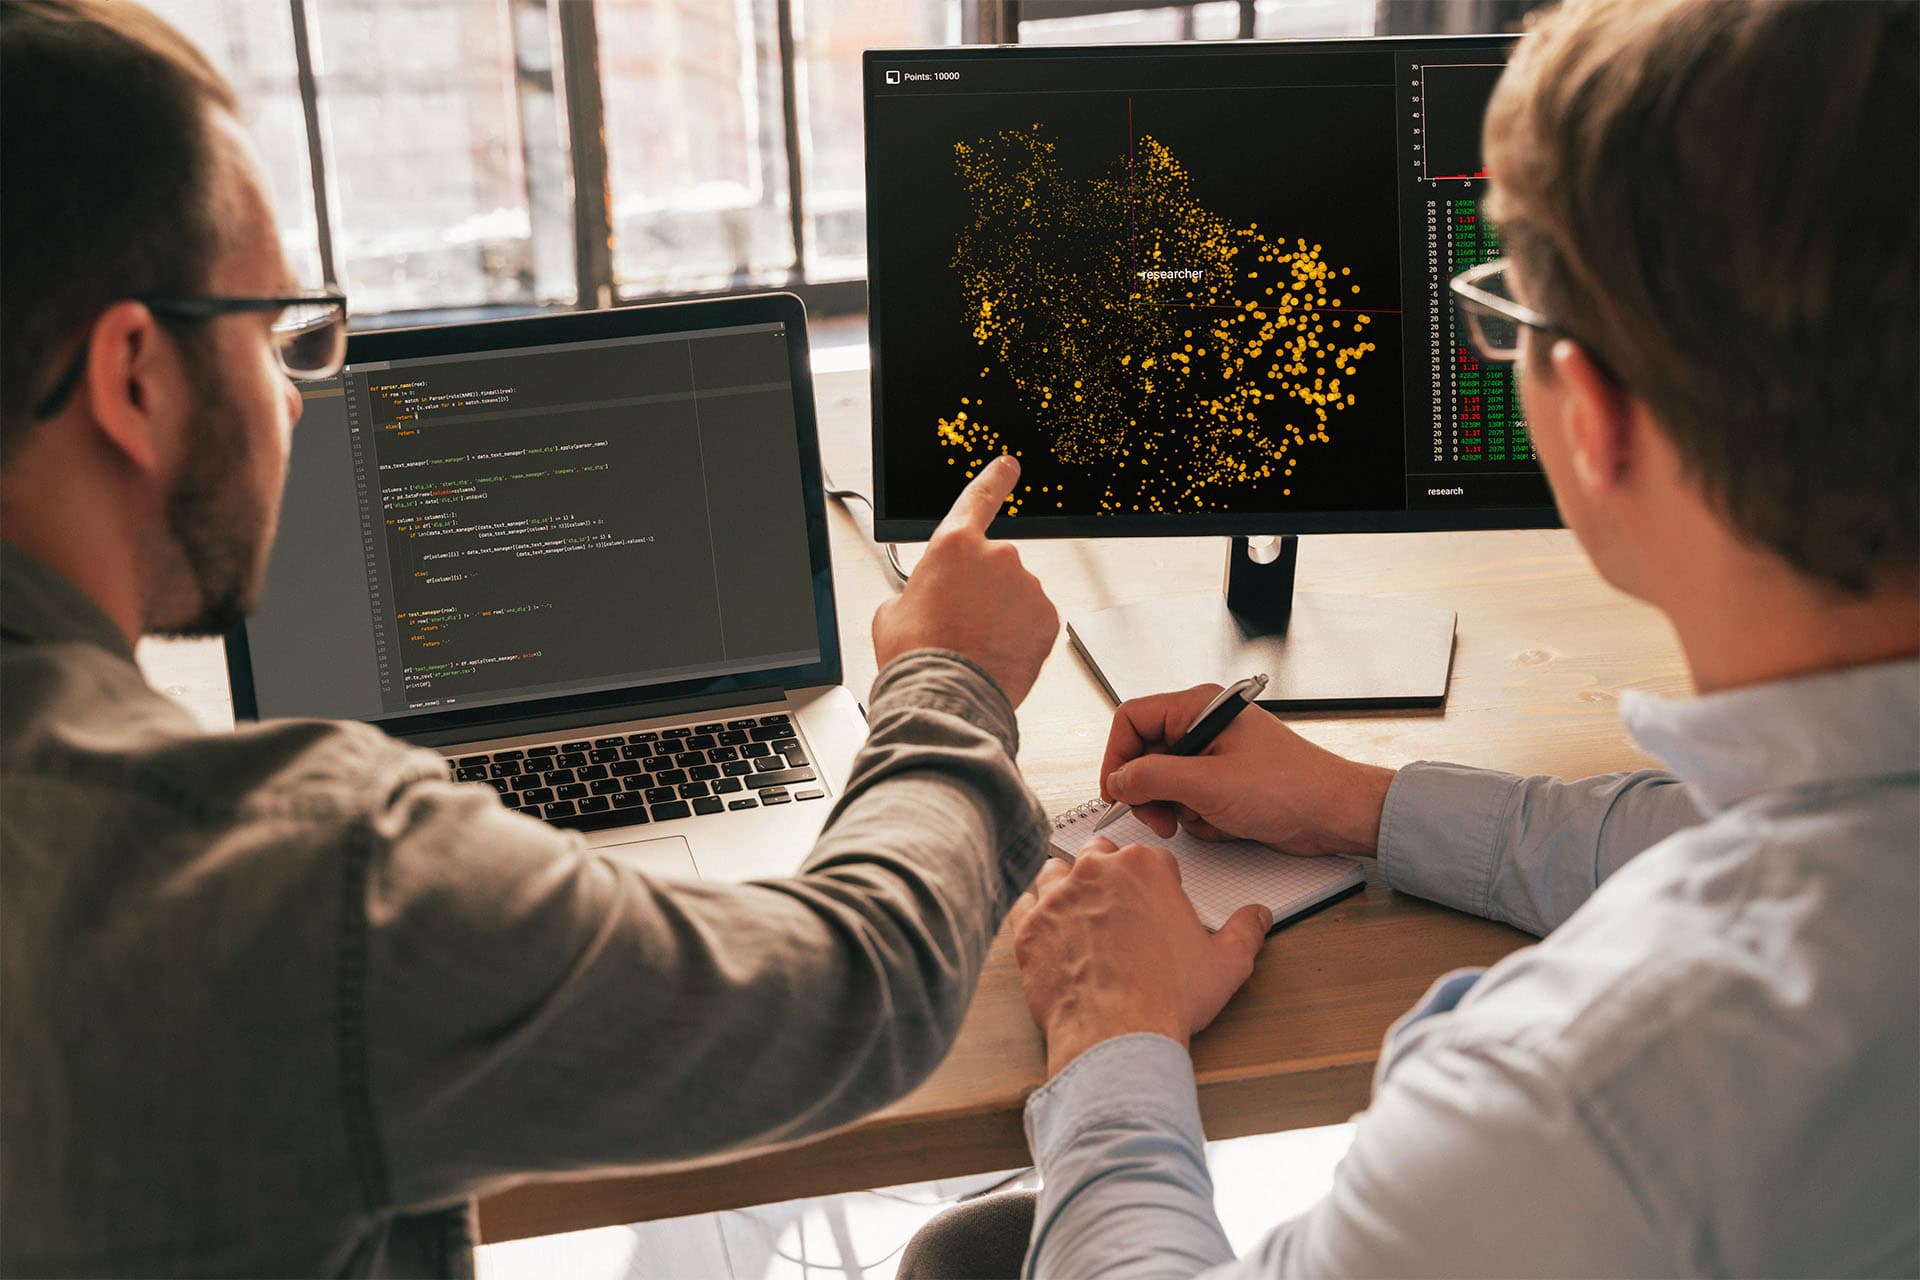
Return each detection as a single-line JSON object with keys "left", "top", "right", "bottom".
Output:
{"left": 1091, "top": 673, "right": 1269, "bottom": 833}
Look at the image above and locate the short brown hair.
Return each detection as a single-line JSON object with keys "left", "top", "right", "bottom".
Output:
{"left": 0, "top": 0, "right": 240, "bottom": 457}
{"left": 1485, "top": 0, "right": 1917, "bottom": 596}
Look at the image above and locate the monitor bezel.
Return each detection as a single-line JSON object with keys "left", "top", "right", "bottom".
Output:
{"left": 862, "top": 34, "right": 1559, "bottom": 542}
{"left": 225, "top": 291, "right": 845, "bottom": 741}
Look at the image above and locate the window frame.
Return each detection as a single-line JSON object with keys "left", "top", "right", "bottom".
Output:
{"left": 278, "top": 0, "right": 1273, "bottom": 326}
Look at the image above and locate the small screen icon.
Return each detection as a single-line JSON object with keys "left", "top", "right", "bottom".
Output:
{"left": 885, "top": 69, "right": 901, "bottom": 84}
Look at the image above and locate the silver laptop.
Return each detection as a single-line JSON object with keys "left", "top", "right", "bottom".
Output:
{"left": 225, "top": 293, "right": 865, "bottom": 884}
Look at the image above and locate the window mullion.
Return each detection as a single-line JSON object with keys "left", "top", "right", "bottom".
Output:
{"left": 555, "top": 0, "right": 615, "bottom": 309}
{"left": 287, "top": 0, "right": 339, "bottom": 286}
{"left": 775, "top": 0, "right": 809, "bottom": 285}
{"left": 505, "top": 0, "right": 572, "bottom": 305}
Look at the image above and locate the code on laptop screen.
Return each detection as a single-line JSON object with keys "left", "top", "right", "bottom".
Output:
{"left": 245, "top": 323, "right": 821, "bottom": 722}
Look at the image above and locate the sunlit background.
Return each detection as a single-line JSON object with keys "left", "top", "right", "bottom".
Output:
{"left": 127, "top": 5, "right": 1542, "bottom": 1278}
{"left": 132, "top": 0, "right": 1533, "bottom": 326}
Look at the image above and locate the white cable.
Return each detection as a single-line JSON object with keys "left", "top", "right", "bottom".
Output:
{"left": 822, "top": 471, "right": 912, "bottom": 586}
{"left": 718, "top": 1171, "right": 1036, "bottom": 1274}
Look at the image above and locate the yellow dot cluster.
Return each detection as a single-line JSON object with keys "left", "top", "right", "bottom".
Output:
{"left": 944, "top": 127, "right": 1379, "bottom": 514}
{"left": 933, "top": 400, "right": 1036, "bottom": 514}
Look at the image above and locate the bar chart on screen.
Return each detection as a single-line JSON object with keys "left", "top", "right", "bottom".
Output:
{"left": 1415, "top": 61, "right": 1506, "bottom": 183}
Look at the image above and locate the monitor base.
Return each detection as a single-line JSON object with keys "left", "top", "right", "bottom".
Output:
{"left": 1067, "top": 537, "right": 1457, "bottom": 711}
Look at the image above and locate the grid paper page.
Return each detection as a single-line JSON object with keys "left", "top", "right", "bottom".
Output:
{"left": 1049, "top": 800, "right": 1365, "bottom": 932}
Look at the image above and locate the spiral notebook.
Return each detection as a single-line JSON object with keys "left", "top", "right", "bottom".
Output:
{"left": 1048, "top": 799, "right": 1367, "bottom": 932}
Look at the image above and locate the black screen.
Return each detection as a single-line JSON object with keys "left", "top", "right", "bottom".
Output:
{"left": 243, "top": 321, "right": 823, "bottom": 723}
{"left": 865, "top": 37, "right": 1554, "bottom": 538}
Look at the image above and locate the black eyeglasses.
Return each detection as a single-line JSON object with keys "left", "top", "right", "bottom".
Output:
{"left": 30, "top": 290, "right": 350, "bottom": 420}
{"left": 1448, "top": 259, "right": 1559, "bottom": 361}
{"left": 1448, "top": 258, "right": 1625, "bottom": 388}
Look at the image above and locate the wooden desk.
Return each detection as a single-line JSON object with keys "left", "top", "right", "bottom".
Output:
{"left": 136, "top": 363, "right": 1691, "bottom": 1245}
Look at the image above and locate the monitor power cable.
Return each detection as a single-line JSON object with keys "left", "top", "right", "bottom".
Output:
{"left": 822, "top": 471, "right": 912, "bottom": 586}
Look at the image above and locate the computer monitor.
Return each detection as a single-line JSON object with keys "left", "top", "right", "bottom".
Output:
{"left": 863, "top": 34, "right": 1547, "bottom": 709}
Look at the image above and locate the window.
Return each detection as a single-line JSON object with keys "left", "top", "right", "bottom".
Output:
{"left": 1013, "top": 0, "right": 1370, "bottom": 43}
{"left": 141, "top": 0, "right": 324, "bottom": 287}
{"left": 600, "top": 0, "right": 795, "bottom": 296}
{"left": 794, "top": 0, "right": 960, "bottom": 280}
{"left": 151, "top": 0, "right": 1384, "bottom": 324}
{"left": 306, "top": 0, "right": 554, "bottom": 313}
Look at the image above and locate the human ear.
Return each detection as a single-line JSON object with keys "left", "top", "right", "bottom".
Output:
{"left": 81, "top": 300, "right": 187, "bottom": 477}
{"left": 1550, "top": 338, "right": 1634, "bottom": 494}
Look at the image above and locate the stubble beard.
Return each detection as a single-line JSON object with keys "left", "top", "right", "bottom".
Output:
{"left": 150, "top": 360, "right": 277, "bottom": 638}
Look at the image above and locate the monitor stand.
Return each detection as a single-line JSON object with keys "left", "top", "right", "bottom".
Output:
{"left": 1067, "top": 535, "right": 1456, "bottom": 711}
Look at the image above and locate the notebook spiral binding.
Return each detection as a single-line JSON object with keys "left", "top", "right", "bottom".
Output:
{"left": 1048, "top": 798, "right": 1106, "bottom": 830}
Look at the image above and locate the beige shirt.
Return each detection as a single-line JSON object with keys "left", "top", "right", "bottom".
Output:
{"left": 0, "top": 543, "right": 1049, "bottom": 1278}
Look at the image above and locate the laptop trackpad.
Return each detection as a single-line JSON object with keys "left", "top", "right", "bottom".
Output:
{"left": 597, "top": 834, "right": 698, "bottom": 879}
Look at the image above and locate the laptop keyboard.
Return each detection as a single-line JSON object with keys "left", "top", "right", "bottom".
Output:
{"left": 448, "top": 713, "right": 823, "bottom": 834}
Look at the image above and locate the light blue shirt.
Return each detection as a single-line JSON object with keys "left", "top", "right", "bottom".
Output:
{"left": 1024, "top": 658, "right": 1919, "bottom": 1278}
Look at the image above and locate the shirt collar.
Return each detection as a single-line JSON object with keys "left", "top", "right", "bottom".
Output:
{"left": 1621, "top": 657, "right": 1920, "bottom": 812}
{"left": 0, "top": 542, "right": 137, "bottom": 661}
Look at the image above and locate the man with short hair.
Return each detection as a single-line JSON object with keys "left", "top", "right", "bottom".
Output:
{"left": 1008, "top": 0, "right": 1918, "bottom": 1274}
{"left": 0, "top": 3, "right": 1061, "bottom": 1275}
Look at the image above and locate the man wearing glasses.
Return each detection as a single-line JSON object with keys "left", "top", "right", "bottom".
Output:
{"left": 1001, "top": 0, "right": 1917, "bottom": 1276}
{"left": 0, "top": 3, "right": 1063, "bottom": 1276}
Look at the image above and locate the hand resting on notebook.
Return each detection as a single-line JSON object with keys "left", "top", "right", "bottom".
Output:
{"left": 1101, "top": 683, "right": 1395, "bottom": 857}
{"left": 1008, "top": 838, "right": 1273, "bottom": 1076}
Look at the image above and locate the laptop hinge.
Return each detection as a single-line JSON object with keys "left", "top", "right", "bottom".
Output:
{"left": 397, "top": 683, "right": 794, "bottom": 750}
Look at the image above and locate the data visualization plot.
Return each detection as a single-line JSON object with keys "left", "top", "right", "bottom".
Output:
{"left": 1417, "top": 62, "right": 1505, "bottom": 182}
{"left": 871, "top": 76, "right": 1406, "bottom": 522}
{"left": 941, "top": 123, "right": 1384, "bottom": 516}
{"left": 867, "top": 41, "right": 1553, "bottom": 529}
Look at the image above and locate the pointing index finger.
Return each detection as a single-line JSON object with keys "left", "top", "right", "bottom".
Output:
{"left": 936, "top": 454, "right": 1019, "bottom": 536}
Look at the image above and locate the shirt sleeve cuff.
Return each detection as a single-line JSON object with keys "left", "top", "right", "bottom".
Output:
{"left": 1024, "top": 1032, "right": 1203, "bottom": 1163}
{"left": 1376, "top": 761, "right": 1523, "bottom": 919}
{"left": 869, "top": 649, "right": 1020, "bottom": 757}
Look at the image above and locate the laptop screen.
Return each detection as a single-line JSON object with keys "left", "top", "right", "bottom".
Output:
{"left": 240, "top": 313, "right": 824, "bottom": 725}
